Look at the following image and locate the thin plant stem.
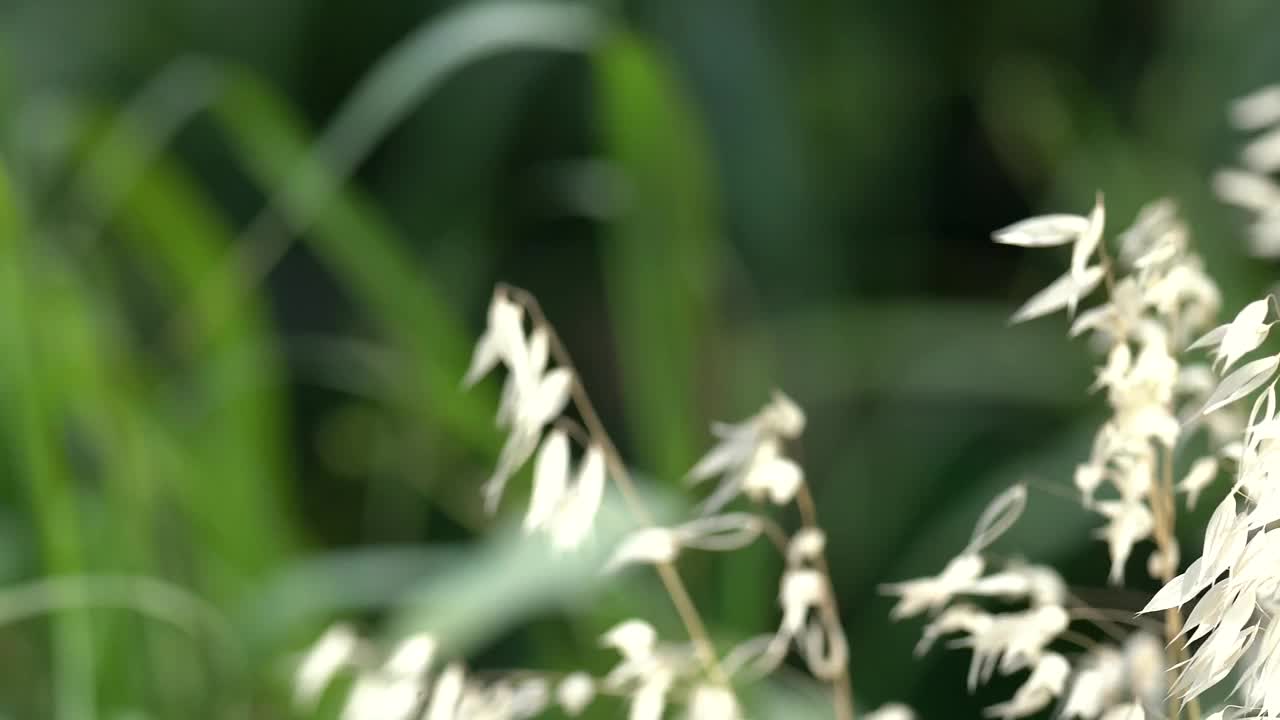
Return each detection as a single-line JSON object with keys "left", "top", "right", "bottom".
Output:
{"left": 1065, "top": 603, "right": 1161, "bottom": 639}
{"left": 754, "top": 515, "right": 793, "bottom": 556}
{"left": 1094, "top": 193, "right": 1117, "bottom": 296}
{"left": 499, "top": 284, "right": 728, "bottom": 685}
{"left": 1157, "top": 445, "right": 1201, "bottom": 720}
{"left": 1085, "top": 239, "right": 1192, "bottom": 717}
{"left": 1151, "top": 445, "right": 1197, "bottom": 720}
{"left": 1057, "top": 629, "right": 1102, "bottom": 652}
{"left": 796, "top": 483, "right": 855, "bottom": 720}
{"left": 1094, "top": 239, "right": 1198, "bottom": 720}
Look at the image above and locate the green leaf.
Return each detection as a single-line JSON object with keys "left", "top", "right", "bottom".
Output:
{"left": 317, "top": 0, "right": 601, "bottom": 182}
{"left": 72, "top": 107, "right": 301, "bottom": 600}
{"left": 594, "top": 32, "right": 719, "bottom": 484}
{"left": 0, "top": 163, "right": 96, "bottom": 720}
{"left": 211, "top": 70, "right": 497, "bottom": 460}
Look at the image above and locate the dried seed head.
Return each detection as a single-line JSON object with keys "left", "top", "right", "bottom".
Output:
{"left": 787, "top": 528, "right": 827, "bottom": 566}
{"left": 685, "top": 684, "right": 741, "bottom": 720}
{"left": 295, "top": 624, "right": 361, "bottom": 709}
{"left": 606, "top": 527, "right": 680, "bottom": 572}
{"left": 556, "top": 672, "right": 595, "bottom": 717}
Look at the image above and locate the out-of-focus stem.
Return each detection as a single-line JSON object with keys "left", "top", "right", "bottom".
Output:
{"left": 501, "top": 285, "right": 728, "bottom": 686}
{"left": 1154, "top": 446, "right": 1199, "bottom": 720}
{"left": 1094, "top": 238, "right": 1198, "bottom": 720}
{"left": 796, "top": 484, "right": 855, "bottom": 720}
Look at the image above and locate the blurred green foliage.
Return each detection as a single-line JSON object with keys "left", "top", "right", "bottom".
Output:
{"left": 0, "top": 0, "right": 1278, "bottom": 717}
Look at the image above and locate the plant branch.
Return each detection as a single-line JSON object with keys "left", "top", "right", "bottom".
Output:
{"left": 796, "top": 483, "right": 855, "bottom": 720}
{"left": 1154, "top": 444, "right": 1199, "bottom": 720}
{"left": 499, "top": 284, "right": 728, "bottom": 685}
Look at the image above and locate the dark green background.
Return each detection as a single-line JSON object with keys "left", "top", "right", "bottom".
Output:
{"left": 0, "top": 0, "right": 1277, "bottom": 717}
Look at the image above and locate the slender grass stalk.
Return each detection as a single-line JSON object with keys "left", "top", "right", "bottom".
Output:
{"left": 1097, "top": 232, "right": 1193, "bottom": 720}
{"left": 1155, "top": 446, "right": 1200, "bottom": 720}
{"left": 499, "top": 284, "right": 730, "bottom": 686}
{"left": 1096, "top": 219, "right": 1199, "bottom": 720}
{"left": 183, "top": 1, "right": 601, "bottom": 354}
{"left": 0, "top": 168, "right": 97, "bottom": 720}
{"left": 795, "top": 484, "right": 855, "bottom": 720}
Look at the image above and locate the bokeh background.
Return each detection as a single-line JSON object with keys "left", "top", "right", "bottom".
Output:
{"left": 1, "top": 0, "right": 1279, "bottom": 717}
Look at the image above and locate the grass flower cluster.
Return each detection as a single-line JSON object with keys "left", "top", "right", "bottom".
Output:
{"left": 289, "top": 86, "right": 1280, "bottom": 720}
{"left": 1215, "top": 85, "right": 1280, "bottom": 258}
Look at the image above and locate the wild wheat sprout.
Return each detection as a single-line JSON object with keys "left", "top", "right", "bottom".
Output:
{"left": 1105, "top": 85, "right": 1280, "bottom": 720}
{"left": 284, "top": 81, "right": 1280, "bottom": 720}
{"left": 289, "top": 284, "right": 894, "bottom": 719}
{"left": 1136, "top": 295, "right": 1280, "bottom": 714}
{"left": 1214, "top": 85, "right": 1280, "bottom": 258}
{"left": 884, "top": 193, "right": 1232, "bottom": 720}
{"left": 876, "top": 85, "right": 1280, "bottom": 718}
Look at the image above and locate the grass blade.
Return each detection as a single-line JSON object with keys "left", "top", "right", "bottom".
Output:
{"left": 0, "top": 165, "right": 97, "bottom": 720}
{"left": 212, "top": 71, "right": 497, "bottom": 459}
{"left": 594, "top": 32, "right": 719, "bottom": 485}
